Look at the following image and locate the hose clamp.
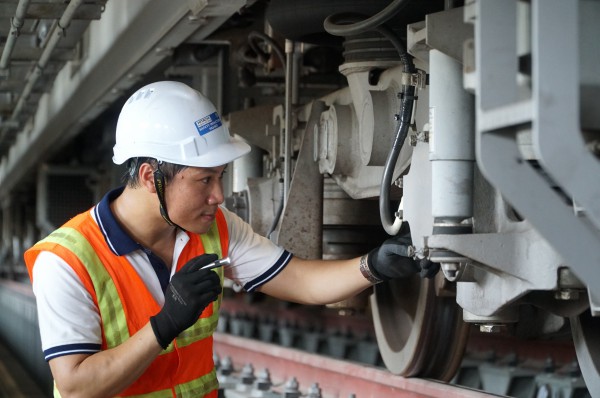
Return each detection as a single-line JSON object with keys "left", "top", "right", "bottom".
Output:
{"left": 401, "top": 70, "right": 428, "bottom": 89}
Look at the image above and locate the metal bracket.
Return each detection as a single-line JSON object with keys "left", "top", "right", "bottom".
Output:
{"left": 401, "top": 70, "right": 428, "bottom": 89}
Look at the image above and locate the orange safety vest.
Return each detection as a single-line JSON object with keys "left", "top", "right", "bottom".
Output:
{"left": 24, "top": 207, "right": 229, "bottom": 398}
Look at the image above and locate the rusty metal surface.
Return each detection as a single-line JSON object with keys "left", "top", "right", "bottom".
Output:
{"left": 371, "top": 275, "right": 469, "bottom": 381}
{"left": 214, "top": 332, "right": 500, "bottom": 398}
{"left": 273, "top": 101, "right": 326, "bottom": 259}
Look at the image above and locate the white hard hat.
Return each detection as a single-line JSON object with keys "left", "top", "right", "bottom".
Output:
{"left": 113, "top": 81, "right": 250, "bottom": 167}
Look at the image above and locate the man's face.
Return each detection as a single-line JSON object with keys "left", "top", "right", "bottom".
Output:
{"left": 163, "top": 165, "right": 227, "bottom": 234}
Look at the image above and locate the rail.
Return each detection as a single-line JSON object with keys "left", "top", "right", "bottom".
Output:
{"left": 214, "top": 332, "right": 500, "bottom": 398}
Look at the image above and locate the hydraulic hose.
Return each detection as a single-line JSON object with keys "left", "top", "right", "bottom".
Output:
{"left": 378, "top": 27, "right": 416, "bottom": 235}
{"left": 374, "top": 24, "right": 412, "bottom": 71}
{"left": 323, "top": 0, "right": 412, "bottom": 37}
{"left": 379, "top": 82, "right": 415, "bottom": 235}
{"left": 248, "top": 31, "right": 286, "bottom": 68}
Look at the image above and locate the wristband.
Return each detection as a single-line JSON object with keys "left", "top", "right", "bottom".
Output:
{"left": 359, "top": 254, "right": 383, "bottom": 284}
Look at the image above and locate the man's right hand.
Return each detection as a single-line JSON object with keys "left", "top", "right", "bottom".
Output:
{"left": 150, "top": 253, "right": 222, "bottom": 349}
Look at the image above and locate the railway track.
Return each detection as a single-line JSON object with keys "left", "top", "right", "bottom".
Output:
{"left": 0, "top": 281, "right": 591, "bottom": 397}
{"left": 217, "top": 293, "right": 590, "bottom": 398}
{"left": 214, "top": 332, "right": 497, "bottom": 398}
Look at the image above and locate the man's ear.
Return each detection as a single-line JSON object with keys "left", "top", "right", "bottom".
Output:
{"left": 138, "top": 162, "right": 157, "bottom": 193}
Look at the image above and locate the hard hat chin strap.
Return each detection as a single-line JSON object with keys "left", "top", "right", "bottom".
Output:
{"left": 153, "top": 161, "right": 186, "bottom": 231}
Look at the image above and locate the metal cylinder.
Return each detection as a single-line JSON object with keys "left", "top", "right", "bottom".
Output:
{"left": 232, "top": 142, "right": 263, "bottom": 193}
{"left": 283, "top": 39, "right": 299, "bottom": 205}
{"left": 429, "top": 49, "right": 475, "bottom": 222}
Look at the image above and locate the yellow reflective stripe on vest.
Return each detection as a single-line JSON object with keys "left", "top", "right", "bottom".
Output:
{"left": 176, "top": 221, "right": 224, "bottom": 348}
{"left": 176, "top": 314, "right": 219, "bottom": 347}
{"left": 125, "top": 388, "right": 174, "bottom": 398}
{"left": 56, "top": 385, "right": 173, "bottom": 398}
{"left": 175, "top": 369, "right": 219, "bottom": 397}
{"left": 200, "top": 222, "right": 224, "bottom": 314}
{"left": 124, "top": 369, "right": 219, "bottom": 398}
{"left": 39, "top": 228, "right": 129, "bottom": 348}
{"left": 199, "top": 220, "right": 222, "bottom": 258}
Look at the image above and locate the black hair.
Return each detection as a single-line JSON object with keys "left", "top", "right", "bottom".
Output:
{"left": 121, "top": 157, "right": 188, "bottom": 188}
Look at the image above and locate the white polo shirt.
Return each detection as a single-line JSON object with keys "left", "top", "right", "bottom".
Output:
{"left": 31, "top": 187, "right": 292, "bottom": 361}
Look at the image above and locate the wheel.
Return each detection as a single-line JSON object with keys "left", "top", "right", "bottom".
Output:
{"left": 571, "top": 310, "right": 600, "bottom": 397}
{"left": 370, "top": 275, "right": 468, "bottom": 381}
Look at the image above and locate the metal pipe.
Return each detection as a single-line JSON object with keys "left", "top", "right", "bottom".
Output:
{"left": 0, "top": 0, "right": 31, "bottom": 70}
{"left": 291, "top": 43, "right": 301, "bottom": 105}
{"left": 429, "top": 49, "right": 474, "bottom": 222}
{"left": 11, "top": 0, "right": 84, "bottom": 121}
{"left": 282, "top": 39, "right": 296, "bottom": 204}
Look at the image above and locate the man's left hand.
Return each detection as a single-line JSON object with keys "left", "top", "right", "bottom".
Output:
{"left": 367, "top": 223, "right": 441, "bottom": 281}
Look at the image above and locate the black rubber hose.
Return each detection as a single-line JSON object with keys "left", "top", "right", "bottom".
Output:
{"left": 377, "top": 27, "right": 416, "bottom": 235}
{"left": 323, "top": 0, "right": 412, "bottom": 37}
{"left": 374, "top": 24, "right": 413, "bottom": 72}
{"left": 379, "top": 82, "right": 415, "bottom": 235}
{"left": 248, "top": 31, "right": 286, "bottom": 69}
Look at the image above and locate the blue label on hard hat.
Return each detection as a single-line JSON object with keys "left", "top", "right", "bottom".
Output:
{"left": 194, "top": 112, "right": 222, "bottom": 136}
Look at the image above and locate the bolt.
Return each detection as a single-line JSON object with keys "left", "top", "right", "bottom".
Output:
{"left": 255, "top": 369, "right": 272, "bottom": 391}
{"left": 555, "top": 289, "right": 580, "bottom": 301}
{"left": 479, "top": 324, "right": 503, "bottom": 333}
{"left": 307, "top": 382, "right": 322, "bottom": 398}
{"left": 284, "top": 377, "right": 301, "bottom": 398}
{"left": 219, "top": 356, "right": 234, "bottom": 375}
{"left": 240, "top": 363, "right": 255, "bottom": 384}
{"left": 558, "top": 267, "right": 584, "bottom": 288}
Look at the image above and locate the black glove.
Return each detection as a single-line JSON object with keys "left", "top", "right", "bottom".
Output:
{"left": 418, "top": 258, "right": 441, "bottom": 279}
{"left": 367, "top": 229, "right": 421, "bottom": 281}
{"left": 150, "top": 253, "right": 222, "bottom": 349}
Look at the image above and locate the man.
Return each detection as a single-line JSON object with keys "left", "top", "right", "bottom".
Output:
{"left": 24, "top": 81, "right": 435, "bottom": 397}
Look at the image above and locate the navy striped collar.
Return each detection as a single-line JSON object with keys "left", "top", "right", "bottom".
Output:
{"left": 94, "top": 186, "right": 140, "bottom": 256}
